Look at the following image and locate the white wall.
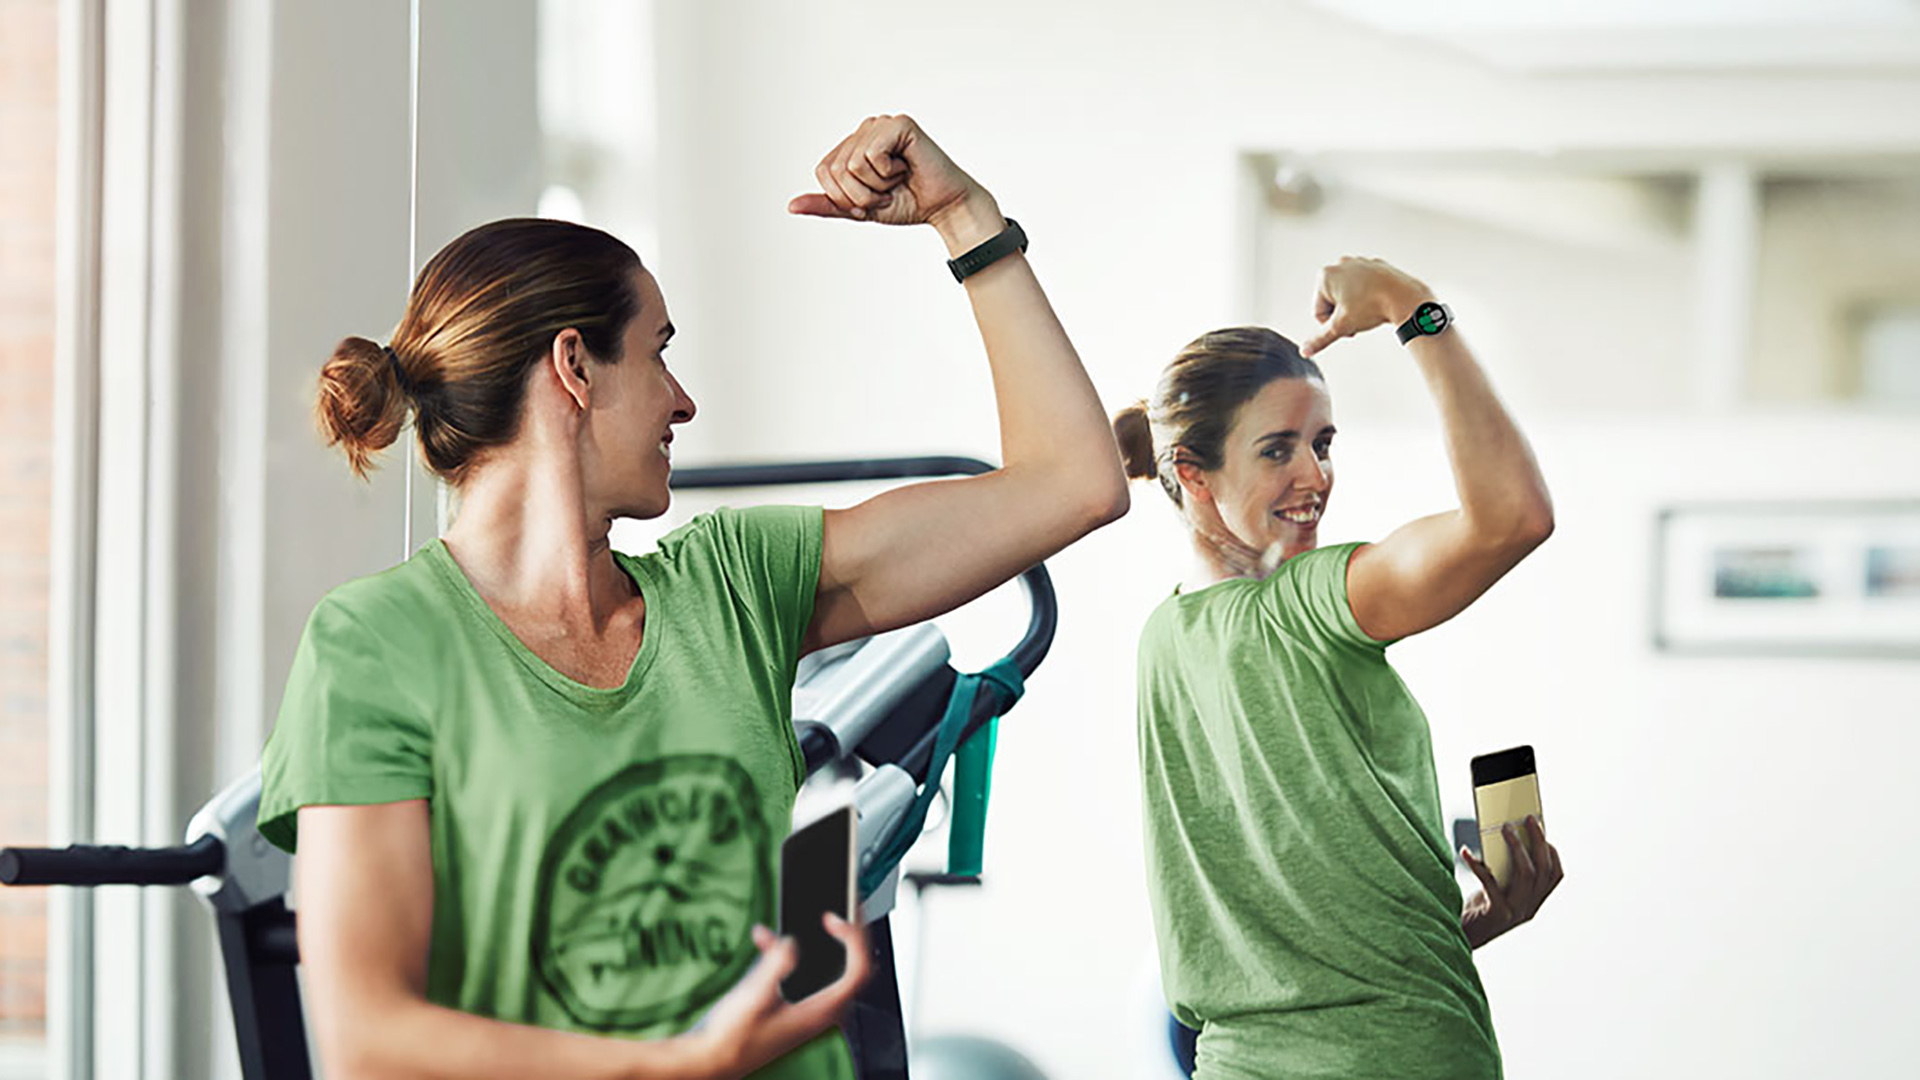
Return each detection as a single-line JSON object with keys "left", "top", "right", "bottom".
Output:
{"left": 634, "top": 1, "right": 1920, "bottom": 1077}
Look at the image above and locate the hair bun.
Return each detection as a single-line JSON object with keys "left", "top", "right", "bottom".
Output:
{"left": 315, "top": 335, "right": 409, "bottom": 478}
{"left": 1112, "top": 402, "right": 1158, "bottom": 481}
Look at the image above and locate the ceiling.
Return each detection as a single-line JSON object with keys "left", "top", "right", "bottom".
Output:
{"left": 1299, "top": 0, "right": 1920, "bottom": 73}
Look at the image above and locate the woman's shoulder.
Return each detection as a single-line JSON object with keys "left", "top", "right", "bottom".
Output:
{"left": 1263, "top": 540, "right": 1385, "bottom": 648}
{"left": 1279, "top": 539, "right": 1368, "bottom": 575}
{"left": 306, "top": 544, "right": 460, "bottom": 640}
{"left": 1258, "top": 540, "right": 1368, "bottom": 599}
{"left": 643, "top": 504, "right": 824, "bottom": 566}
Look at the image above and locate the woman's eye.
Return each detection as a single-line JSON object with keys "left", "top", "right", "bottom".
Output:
{"left": 1314, "top": 440, "right": 1333, "bottom": 458}
{"left": 1261, "top": 446, "right": 1290, "bottom": 462}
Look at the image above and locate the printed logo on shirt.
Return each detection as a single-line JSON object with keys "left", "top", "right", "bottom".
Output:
{"left": 532, "top": 755, "right": 771, "bottom": 1030}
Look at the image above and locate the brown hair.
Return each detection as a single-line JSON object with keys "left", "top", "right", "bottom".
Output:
{"left": 315, "top": 218, "right": 645, "bottom": 484}
{"left": 1113, "top": 326, "right": 1323, "bottom": 509}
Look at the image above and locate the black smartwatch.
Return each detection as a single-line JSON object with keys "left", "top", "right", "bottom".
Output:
{"left": 1395, "top": 300, "right": 1453, "bottom": 344}
{"left": 947, "top": 218, "right": 1027, "bottom": 283}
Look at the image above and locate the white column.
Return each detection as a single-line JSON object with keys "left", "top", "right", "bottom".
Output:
{"left": 49, "top": 0, "right": 104, "bottom": 1076}
{"left": 1693, "top": 162, "right": 1761, "bottom": 412}
{"left": 90, "top": 2, "right": 157, "bottom": 1077}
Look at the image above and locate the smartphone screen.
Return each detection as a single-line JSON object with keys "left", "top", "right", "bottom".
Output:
{"left": 777, "top": 803, "right": 855, "bottom": 1003}
{"left": 1470, "top": 744, "right": 1542, "bottom": 890}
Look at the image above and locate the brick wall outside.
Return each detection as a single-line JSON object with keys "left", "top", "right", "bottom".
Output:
{"left": 0, "top": 0, "right": 58, "bottom": 1039}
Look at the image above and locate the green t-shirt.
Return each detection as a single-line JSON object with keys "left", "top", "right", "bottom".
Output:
{"left": 1136, "top": 542, "right": 1500, "bottom": 1080}
{"left": 259, "top": 506, "right": 852, "bottom": 1080}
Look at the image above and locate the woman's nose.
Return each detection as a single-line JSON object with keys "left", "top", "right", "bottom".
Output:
{"left": 670, "top": 374, "right": 696, "bottom": 423}
{"left": 1295, "top": 456, "right": 1329, "bottom": 493}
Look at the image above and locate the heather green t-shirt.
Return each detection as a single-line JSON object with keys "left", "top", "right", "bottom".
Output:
{"left": 1136, "top": 542, "right": 1500, "bottom": 1080}
{"left": 259, "top": 506, "right": 852, "bottom": 1080}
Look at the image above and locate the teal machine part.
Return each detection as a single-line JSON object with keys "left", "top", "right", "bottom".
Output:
{"left": 858, "top": 657, "right": 1023, "bottom": 897}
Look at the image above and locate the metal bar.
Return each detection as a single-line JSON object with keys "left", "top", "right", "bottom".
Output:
{"left": 671, "top": 456, "right": 992, "bottom": 490}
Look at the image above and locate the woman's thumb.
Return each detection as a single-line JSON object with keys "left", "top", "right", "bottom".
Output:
{"left": 788, "top": 193, "right": 852, "bottom": 219}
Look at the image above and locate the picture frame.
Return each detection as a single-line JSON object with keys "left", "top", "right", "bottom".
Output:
{"left": 1653, "top": 501, "right": 1920, "bottom": 657}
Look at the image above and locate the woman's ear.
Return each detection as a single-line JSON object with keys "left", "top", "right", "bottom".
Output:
{"left": 1173, "top": 458, "right": 1212, "bottom": 507}
{"left": 549, "top": 328, "right": 590, "bottom": 411}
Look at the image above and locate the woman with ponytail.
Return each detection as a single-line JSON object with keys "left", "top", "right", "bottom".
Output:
{"left": 1122, "top": 258, "right": 1562, "bottom": 1079}
{"left": 260, "top": 115, "right": 1127, "bottom": 1080}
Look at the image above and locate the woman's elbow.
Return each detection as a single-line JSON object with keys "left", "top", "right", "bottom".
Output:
{"left": 1512, "top": 500, "right": 1554, "bottom": 551}
{"left": 1077, "top": 472, "right": 1130, "bottom": 532}
{"left": 1019, "top": 461, "right": 1129, "bottom": 542}
{"left": 1470, "top": 498, "right": 1552, "bottom": 556}
{"left": 310, "top": 990, "right": 416, "bottom": 1080}
{"left": 1095, "top": 477, "right": 1131, "bottom": 528}
{"left": 313, "top": 1032, "right": 387, "bottom": 1080}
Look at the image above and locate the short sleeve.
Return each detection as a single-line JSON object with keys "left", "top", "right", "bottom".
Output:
{"left": 257, "top": 596, "right": 434, "bottom": 852}
{"left": 702, "top": 504, "right": 825, "bottom": 675}
{"left": 1261, "top": 541, "right": 1391, "bottom": 651}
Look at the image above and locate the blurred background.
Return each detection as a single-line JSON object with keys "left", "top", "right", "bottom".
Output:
{"left": 4, "top": 0, "right": 1920, "bottom": 1077}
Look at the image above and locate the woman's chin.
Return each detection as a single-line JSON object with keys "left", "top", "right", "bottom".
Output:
{"left": 613, "top": 488, "right": 672, "bottom": 521}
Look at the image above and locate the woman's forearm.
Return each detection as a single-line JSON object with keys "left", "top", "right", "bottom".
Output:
{"left": 1401, "top": 308, "right": 1553, "bottom": 546}
{"left": 318, "top": 994, "right": 713, "bottom": 1080}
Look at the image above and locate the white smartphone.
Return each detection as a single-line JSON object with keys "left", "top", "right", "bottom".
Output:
{"left": 777, "top": 802, "right": 856, "bottom": 1003}
{"left": 1470, "top": 744, "right": 1542, "bottom": 890}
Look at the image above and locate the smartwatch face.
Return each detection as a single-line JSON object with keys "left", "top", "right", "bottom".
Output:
{"left": 1415, "top": 303, "right": 1449, "bottom": 335}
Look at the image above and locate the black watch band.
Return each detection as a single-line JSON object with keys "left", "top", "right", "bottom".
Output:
{"left": 947, "top": 218, "right": 1027, "bottom": 283}
{"left": 1395, "top": 300, "right": 1453, "bottom": 344}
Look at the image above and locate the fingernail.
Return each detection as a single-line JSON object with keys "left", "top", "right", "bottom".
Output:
{"left": 849, "top": 207, "right": 866, "bottom": 220}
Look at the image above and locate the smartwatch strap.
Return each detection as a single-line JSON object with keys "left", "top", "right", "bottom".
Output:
{"left": 947, "top": 218, "right": 1027, "bottom": 283}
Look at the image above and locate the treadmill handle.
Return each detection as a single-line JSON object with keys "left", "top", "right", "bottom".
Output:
{"left": 0, "top": 834, "right": 225, "bottom": 887}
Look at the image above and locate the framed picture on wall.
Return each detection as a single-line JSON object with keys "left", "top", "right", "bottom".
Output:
{"left": 1653, "top": 501, "right": 1920, "bottom": 657}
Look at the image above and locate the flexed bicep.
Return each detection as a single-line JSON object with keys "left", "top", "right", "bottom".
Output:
{"left": 1345, "top": 511, "right": 1546, "bottom": 642}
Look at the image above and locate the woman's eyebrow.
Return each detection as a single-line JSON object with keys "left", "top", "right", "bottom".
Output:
{"left": 1256, "top": 425, "right": 1336, "bottom": 446}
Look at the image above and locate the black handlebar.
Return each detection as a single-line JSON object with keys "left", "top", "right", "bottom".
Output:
{"left": 0, "top": 834, "right": 224, "bottom": 887}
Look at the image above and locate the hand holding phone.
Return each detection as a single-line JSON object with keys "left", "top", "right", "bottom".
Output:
{"left": 777, "top": 803, "right": 857, "bottom": 1003}
{"left": 1461, "top": 745, "right": 1564, "bottom": 947}
{"left": 681, "top": 914, "right": 871, "bottom": 1074}
{"left": 1470, "top": 744, "right": 1542, "bottom": 890}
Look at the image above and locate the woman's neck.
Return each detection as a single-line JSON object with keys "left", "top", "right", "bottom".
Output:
{"left": 440, "top": 451, "right": 633, "bottom": 629}
{"left": 1179, "top": 513, "right": 1300, "bottom": 594}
